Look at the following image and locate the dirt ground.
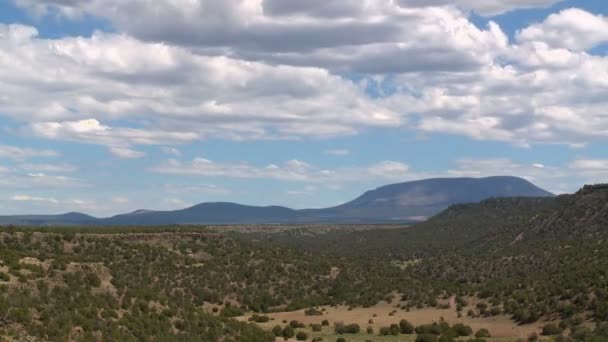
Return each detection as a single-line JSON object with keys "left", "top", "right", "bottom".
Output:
{"left": 238, "top": 299, "right": 549, "bottom": 340}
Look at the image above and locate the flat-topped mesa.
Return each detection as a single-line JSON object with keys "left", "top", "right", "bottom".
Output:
{"left": 578, "top": 184, "right": 608, "bottom": 195}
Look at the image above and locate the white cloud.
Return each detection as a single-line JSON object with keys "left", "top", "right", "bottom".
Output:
{"left": 161, "top": 147, "right": 182, "bottom": 156}
{"left": 29, "top": 119, "right": 196, "bottom": 157}
{"left": 111, "top": 196, "right": 129, "bottom": 204}
{"left": 567, "top": 159, "right": 608, "bottom": 186}
{"left": 0, "top": 3, "right": 607, "bottom": 150}
{"left": 24, "top": 172, "right": 85, "bottom": 187}
{"left": 15, "top": 0, "right": 565, "bottom": 20}
{"left": 440, "top": 157, "right": 608, "bottom": 194}
{"left": 324, "top": 149, "right": 350, "bottom": 156}
{"left": 6, "top": 2, "right": 511, "bottom": 78}
{"left": 7, "top": 194, "right": 107, "bottom": 214}
{"left": 19, "top": 163, "right": 76, "bottom": 173}
{"left": 517, "top": 8, "right": 608, "bottom": 51}
{"left": 164, "top": 184, "right": 231, "bottom": 195}
{"left": 108, "top": 146, "right": 145, "bottom": 159}
{"left": 570, "top": 159, "right": 608, "bottom": 170}
{"left": 12, "top": 194, "right": 59, "bottom": 204}
{"left": 152, "top": 155, "right": 608, "bottom": 195}
{"left": 445, "top": 158, "right": 562, "bottom": 180}
{"left": 165, "top": 198, "right": 193, "bottom": 209}
{"left": 0, "top": 144, "right": 58, "bottom": 160}
{"left": 0, "top": 166, "right": 85, "bottom": 188}
{"left": 400, "top": 0, "right": 563, "bottom": 16}
{"left": 287, "top": 185, "right": 317, "bottom": 196}
{"left": 0, "top": 26, "right": 397, "bottom": 145}
{"left": 367, "top": 161, "right": 410, "bottom": 178}
{"left": 153, "top": 157, "right": 413, "bottom": 183}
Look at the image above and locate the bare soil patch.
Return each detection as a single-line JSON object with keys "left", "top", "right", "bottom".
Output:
{"left": 239, "top": 300, "right": 546, "bottom": 339}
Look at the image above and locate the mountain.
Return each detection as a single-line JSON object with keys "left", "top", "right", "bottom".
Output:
{"left": 403, "top": 183, "right": 608, "bottom": 253}
{"left": 300, "top": 176, "right": 553, "bottom": 222}
{"left": 0, "top": 176, "right": 554, "bottom": 226}
{"left": 0, "top": 212, "right": 96, "bottom": 226}
{"left": 97, "top": 203, "right": 297, "bottom": 225}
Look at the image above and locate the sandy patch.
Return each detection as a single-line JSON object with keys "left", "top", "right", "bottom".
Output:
{"left": 239, "top": 301, "right": 545, "bottom": 339}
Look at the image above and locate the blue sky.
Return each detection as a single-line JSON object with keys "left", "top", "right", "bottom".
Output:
{"left": 0, "top": 0, "right": 607, "bottom": 216}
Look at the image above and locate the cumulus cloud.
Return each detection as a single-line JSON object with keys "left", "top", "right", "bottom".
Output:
{"left": 445, "top": 158, "right": 566, "bottom": 181}
{"left": 441, "top": 158, "right": 608, "bottom": 194}
{"left": 152, "top": 156, "right": 608, "bottom": 195}
{"left": 517, "top": 8, "right": 608, "bottom": 51}
{"left": 0, "top": 167, "right": 85, "bottom": 189}
{"left": 164, "top": 184, "right": 231, "bottom": 195}
{"left": 1, "top": 25, "right": 397, "bottom": 144}
{"left": 324, "top": 149, "right": 350, "bottom": 156}
{"left": 153, "top": 158, "right": 412, "bottom": 183}
{"left": 400, "top": 0, "right": 563, "bottom": 16}
{"left": 570, "top": 159, "right": 608, "bottom": 170}
{"left": 161, "top": 147, "right": 182, "bottom": 156}
{"left": 10, "top": 1, "right": 509, "bottom": 74}
{"left": 0, "top": 144, "right": 58, "bottom": 160}
{"left": 19, "top": 163, "right": 76, "bottom": 173}
{"left": 111, "top": 196, "right": 129, "bottom": 204}
{"left": 7, "top": 194, "right": 108, "bottom": 214}
{"left": 23, "top": 172, "right": 85, "bottom": 187}
{"left": 12, "top": 194, "right": 59, "bottom": 204}
{"left": 1, "top": 2, "right": 608, "bottom": 150}
{"left": 28, "top": 118, "right": 199, "bottom": 157}
{"left": 569, "top": 159, "right": 608, "bottom": 182}
{"left": 15, "top": 0, "right": 565, "bottom": 20}
{"left": 108, "top": 147, "right": 145, "bottom": 159}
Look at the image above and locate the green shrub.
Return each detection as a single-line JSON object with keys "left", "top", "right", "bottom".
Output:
{"left": 272, "top": 325, "right": 283, "bottom": 336}
{"left": 291, "top": 320, "right": 305, "bottom": 328}
{"left": 475, "top": 328, "right": 491, "bottom": 338}
{"left": 335, "top": 323, "right": 360, "bottom": 334}
{"left": 541, "top": 324, "right": 562, "bottom": 335}
{"left": 305, "top": 307, "right": 323, "bottom": 316}
{"left": 282, "top": 325, "right": 295, "bottom": 339}
{"left": 85, "top": 273, "right": 101, "bottom": 287}
{"left": 452, "top": 323, "right": 473, "bottom": 336}
{"left": 220, "top": 306, "right": 244, "bottom": 317}
{"left": 416, "top": 324, "right": 441, "bottom": 335}
{"left": 296, "top": 331, "right": 308, "bottom": 341}
{"left": 248, "top": 314, "right": 270, "bottom": 323}
{"left": 400, "top": 319, "right": 414, "bottom": 334}
{"left": 416, "top": 334, "right": 439, "bottom": 342}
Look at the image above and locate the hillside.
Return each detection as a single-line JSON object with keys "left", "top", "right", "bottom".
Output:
{"left": 0, "top": 212, "right": 96, "bottom": 226}
{"left": 0, "top": 185, "right": 606, "bottom": 341}
{"left": 0, "top": 176, "right": 553, "bottom": 226}
{"left": 304, "top": 176, "right": 553, "bottom": 222}
{"left": 98, "top": 203, "right": 297, "bottom": 225}
{"left": 408, "top": 183, "right": 608, "bottom": 252}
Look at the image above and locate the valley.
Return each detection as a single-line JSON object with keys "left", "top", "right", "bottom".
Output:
{"left": 0, "top": 177, "right": 553, "bottom": 226}
{"left": 0, "top": 184, "right": 607, "bottom": 341}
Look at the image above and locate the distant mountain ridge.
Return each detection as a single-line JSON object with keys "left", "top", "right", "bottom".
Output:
{"left": 302, "top": 176, "right": 553, "bottom": 222}
{"left": 0, "top": 176, "right": 554, "bottom": 226}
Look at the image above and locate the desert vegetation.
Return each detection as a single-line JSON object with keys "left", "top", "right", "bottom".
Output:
{"left": 0, "top": 186, "right": 607, "bottom": 341}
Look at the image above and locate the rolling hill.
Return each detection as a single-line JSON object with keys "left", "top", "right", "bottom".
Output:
{"left": 0, "top": 176, "right": 554, "bottom": 225}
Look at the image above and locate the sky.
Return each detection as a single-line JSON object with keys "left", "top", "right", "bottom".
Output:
{"left": 0, "top": 0, "right": 607, "bottom": 216}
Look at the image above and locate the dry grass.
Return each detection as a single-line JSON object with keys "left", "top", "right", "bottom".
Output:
{"left": 239, "top": 300, "right": 552, "bottom": 341}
